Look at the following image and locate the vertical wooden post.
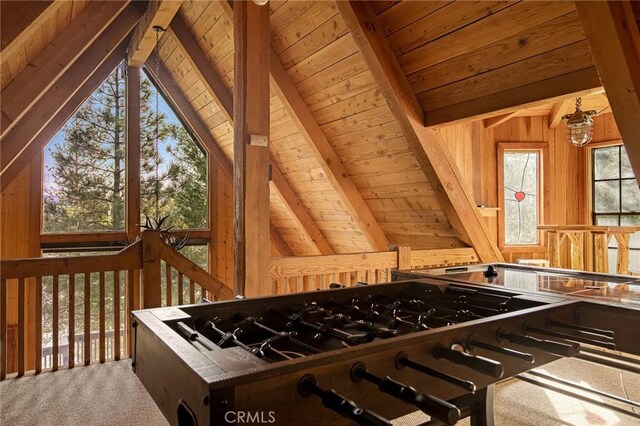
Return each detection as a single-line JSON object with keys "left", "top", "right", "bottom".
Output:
{"left": 546, "top": 231, "right": 561, "bottom": 267}
{"left": 395, "top": 245, "right": 412, "bottom": 270}
{"left": 566, "top": 232, "right": 584, "bottom": 271}
{"left": 126, "top": 66, "right": 141, "bottom": 239}
{"left": 141, "top": 230, "right": 162, "bottom": 308}
{"left": 233, "top": 0, "right": 270, "bottom": 297}
{"left": 593, "top": 232, "right": 611, "bottom": 273}
{"left": 613, "top": 233, "right": 631, "bottom": 275}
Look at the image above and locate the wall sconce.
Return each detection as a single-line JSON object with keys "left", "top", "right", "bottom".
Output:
{"left": 562, "top": 98, "right": 598, "bottom": 147}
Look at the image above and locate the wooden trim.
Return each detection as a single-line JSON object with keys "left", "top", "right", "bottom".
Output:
{"left": 1, "top": 4, "right": 144, "bottom": 189}
{"left": 548, "top": 100, "right": 572, "bottom": 130}
{"left": 576, "top": 1, "right": 640, "bottom": 183}
{"left": 126, "top": 66, "right": 142, "bottom": 238}
{"left": 410, "top": 248, "right": 479, "bottom": 267}
{"left": 0, "top": 241, "right": 143, "bottom": 279}
{"left": 1, "top": 1, "right": 130, "bottom": 138}
{"left": 484, "top": 112, "right": 519, "bottom": 130}
{"left": 141, "top": 232, "right": 162, "bottom": 308}
{"left": 336, "top": 0, "right": 501, "bottom": 262}
{"left": 233, "top": 0, "right": 271, "bottom": 296}
{"left": 127, "top": 0, "right": 182, "bottom": 67}
{"left": 497, "top": 142, "right": 548, "bottom": 251}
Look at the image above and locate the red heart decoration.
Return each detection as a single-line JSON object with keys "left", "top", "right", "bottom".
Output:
{"left": 514, "top": 191, "right": 526, "bottom": 202}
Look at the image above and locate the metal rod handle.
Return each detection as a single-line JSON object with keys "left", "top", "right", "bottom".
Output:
{"left": 395, "top": 352, "right": 476, "bottom": 393}
{"left": 524, "top": 324, "right": 615, "bottom": 350}
{"left": 467, "top": 335, "right": 535, "bottom": 363}
{"left": 434, "top": 344, "right": 504, "bottom": 378}
{"left": 497, "top": 328, "right": 579, "bottom": 357}
{"left": 546, "top": 317, "right": 615, "bottom": 338}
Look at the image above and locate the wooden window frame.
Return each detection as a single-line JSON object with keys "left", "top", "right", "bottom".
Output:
{"left": 497, "top": 142, "right": 548, "bottom": 253}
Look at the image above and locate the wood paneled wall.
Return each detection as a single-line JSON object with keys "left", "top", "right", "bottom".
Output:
{"left": 443, "top": 112, "right": 622, "bottom": 265}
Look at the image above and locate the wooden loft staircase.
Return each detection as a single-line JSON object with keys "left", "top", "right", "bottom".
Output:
{"left": 0, "top": 233, "right": 477, "bottom": 380}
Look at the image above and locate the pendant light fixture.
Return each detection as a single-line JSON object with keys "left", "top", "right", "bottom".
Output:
{"left": 562, "top": 98, "right": 598, "bottom": 147}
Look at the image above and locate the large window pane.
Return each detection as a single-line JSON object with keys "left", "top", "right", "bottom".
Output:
{"left": 621, "top": 180, "right": 640, "bottom": 212}
{"left": 593, "top": 146, "right": 619, "bottom": 180}
{"left": 140, "top": 71, "right": 208, "bottom": 229}
{"left": 44, "top": 63, "right": 126, "bottom": 232}
{"left": 621, "top": 148, "right": 635, "bottom": 179}
{"left": 594, "top": 180, "right": 620, "bottom": 213}
{"left": 504, "top": 151, "right": 539, "bottom": 245}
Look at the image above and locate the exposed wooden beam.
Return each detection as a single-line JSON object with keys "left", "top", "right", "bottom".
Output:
{"left": 169, "top": 15, "right": 332, "bottom": 256}
{"left": 168, "top": 14, "right": 233, "bottom": 123}
{"left": 146, "top": 51, "right": 293, "bottom": 264}
{"left": 218, "top": 2, "right": 387, "bottom": 252}
{"left": 126, "top": 66, "right": 141, "bottom": 238}
{"left": 548, "top": 99, "right": 572, "bottom": 130}
{"left": 1, "top": 1, "right": 57, "bottom": 55}
{"left": 127, "top": 0, "right": 182, "bottom": 67}
{"left": 1, "top": 1, "right": 130, "bottom": 139}
{"left": 233, "top": 0, "right": 271, "bottom": 297}
{"left": 576, "top": 1, "right": 640, "bottom": 181}
{"left": 483, "top": 111, "right": 520, "bottom": 130}
{"left": 271, "top": 164, "right": 334, "bottom": 255}
{"left": 336, "top": 0, "right": 503, "bottom": 262}
{"left": 270, "top": 226, "right": 293, "bottom": 257}
{"left": 425, "top": 68, "right": 603, "bottom": 127}
{"left": 1, "top": 3, "right": 144, "bottom": 189}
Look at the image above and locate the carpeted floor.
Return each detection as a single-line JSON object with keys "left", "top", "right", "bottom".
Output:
{"left": 1, "top": 358, "right": 638, "bottom": 425}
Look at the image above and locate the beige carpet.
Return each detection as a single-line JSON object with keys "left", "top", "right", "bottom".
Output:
{"left": 1, "top": 358, "right": 638, "bottom": 425}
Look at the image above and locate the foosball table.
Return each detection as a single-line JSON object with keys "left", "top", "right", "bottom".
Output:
{"left": 132, "top": 265, "right": 640, "bottom": 425}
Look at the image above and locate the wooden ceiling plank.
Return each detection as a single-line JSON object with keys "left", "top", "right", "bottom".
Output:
{"left": 548, "top": 99, "right": 572, "bottom": 129}
{"left": 1, "top": 1, "right": 130, "bottom": 139}
{"left": 270, "top": 226, "right": 294, "bottom": 257}
{"left": 1, "top": 1, "right": 57, "bottom": 55}
{"left": 576, "top": 0, "right": 640, "bottom": 181}
{"left": 168, "top": 13, "right": 233, "bottom": 123}
{"left": 336, "top": 0, "right": 502, "bottom": 262}
{"left": 127, "top": 0, "right": 183, "bottom": 67}
{"left": 1, "top": 2, "right": 145, "bottom": 186}
{"left": 425, "top": 67, "right": 603, "bottom": 127}
{"left": 483, "top": 111, "right": 520, "bottom": 130}
{"left": 168, "top": 15, "right": 332, "bottom": 256}
{"left": 271, "top": 165, "right": 334, "bottom": 255}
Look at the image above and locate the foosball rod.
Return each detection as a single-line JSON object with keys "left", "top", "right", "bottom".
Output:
{"left": 433, "top": 344, "right": 504, "bottom": 378}
{"left": 497, "top": 328, "right": 580, "bottom": 357}
{"left": 523, "top": 323, "right": 616, "bottom": 350}
{"left": 467, "top": 335, "right": 535, "bottom": 363}
{"left": 546, "top": 317, "right": 615, "bottom": 338}
{"left": 298, "top": 375, "right": 392, "bottom": 426}
{"left": 351, "top": 362, "right": 461, "bottom": 425}
{"left": 395, "top": 352, "right": 476, "bottom": 393}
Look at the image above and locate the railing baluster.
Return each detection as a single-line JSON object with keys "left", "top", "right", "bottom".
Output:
{"left": 189, "top": 279, "right": 195, "bottom": 304}
{"left": 84, "top": 272, "right": 90, "bottom": 366}
{"left": 35, "top": 277, "right": 42, "bottom": 374}
{"left": 1, "top": 279, "right": 6, "bottom": 380}
{"left": 126, "top": 270, "right": 133, "bottom": 357}
{"left": 52, "top": 275, "right": 59, "bottom": 372}
{"left": 114, "top": 271, "right": 120, "bottom": 361}
{"left": 99, "top": 272, "right": 105, "bottom": 363}
{"left": 18, "top": 278, "right": 25, "bottom": 377}
{"left": 177, "top": 272, "right": 183, "bottom": 305}
{"left": 69, "top": 274, "right": 75, "bottom": 369}
{"left": 165, "top": 263, "right": 172, "bottom": 307}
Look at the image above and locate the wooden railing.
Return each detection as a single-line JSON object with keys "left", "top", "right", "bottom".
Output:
{"left": 269, "top": 246, "right": 479, "bottom": 294}
{"left": 0, "top": 230, "right": 232, "bottom": 380}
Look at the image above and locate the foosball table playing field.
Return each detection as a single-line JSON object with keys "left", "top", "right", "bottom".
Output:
{"left": 131, "top": 265, "right": 640, "bottom": 426}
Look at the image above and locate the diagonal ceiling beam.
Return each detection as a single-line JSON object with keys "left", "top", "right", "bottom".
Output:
{"left": 336, "top": 0, "right": 503, "bottom": 262}
{"left": 127, "top": 0, "right": 183, "bottom": 67}
{"left": 548, "top": 99, "right": 572, "bottom": 130}
{"left": 169, "top": 14, "right": 334, "bottom": 255}
{"left": 1, "top": 2, "right": 145, "bottom": 189}
{"left": 1, "top": 1, "right": 130, "bottom": 139}
{"left": 576, "top": 0, "right": 640, "bottom": 181}
{"left": 1, "top": 1, "right": 58, "bottom": 57}
{"left": 146, "top": 51, "right": 293, "bottom": 257}
{"left": 483, "top": 111, "right": 520, "bottom": 130}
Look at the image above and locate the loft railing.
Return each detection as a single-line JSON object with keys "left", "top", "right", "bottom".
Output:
{"left": 0, "top": 230, "right": 232, "bottom": 380}
{"left": 269, "top": 246, "right": 479, "bottom": 294}
{"left": 1, "top": 234, "right": 478, "bottom": 380}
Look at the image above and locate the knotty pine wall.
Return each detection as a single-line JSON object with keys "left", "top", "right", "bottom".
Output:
{"left": 442, "top": 113, "right": 622, "bottom": 267}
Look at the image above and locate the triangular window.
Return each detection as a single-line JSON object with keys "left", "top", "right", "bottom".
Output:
{"left": 44, "top": 62, "right": 127, "bottom": 232}
{"left": 140, "top": 69, "right": 208, "bottom": 230}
